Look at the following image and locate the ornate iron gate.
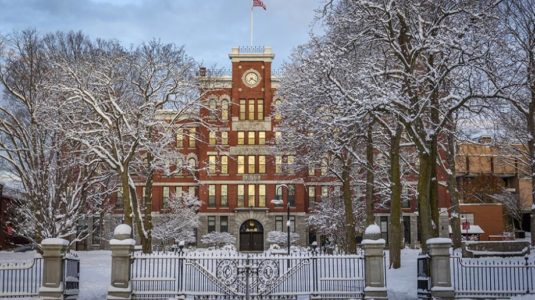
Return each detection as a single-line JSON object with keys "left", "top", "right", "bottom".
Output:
{"left": 131, "top": 250, "right": 365, "bottom": 300}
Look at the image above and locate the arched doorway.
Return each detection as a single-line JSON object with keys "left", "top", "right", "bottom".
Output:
{"left": 239, "top": 219, "right": 264, "bottom": 251}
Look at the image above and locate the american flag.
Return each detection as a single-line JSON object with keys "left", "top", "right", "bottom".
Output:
{"left": 253, "top": 0, "right": 267, "bottom": 10}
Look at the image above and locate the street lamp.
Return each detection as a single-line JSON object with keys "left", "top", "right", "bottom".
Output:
{"left": 271, "top": 184, "right": 292, "bottom": 255}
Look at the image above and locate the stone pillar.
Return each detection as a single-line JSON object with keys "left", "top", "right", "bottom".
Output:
{"left": 427, "top": 238, "right": 454, "bottom": 299}
{"left": 107, "top": 224, "right": 135, "bottom": 299}
{"left": 39, "top": 238, "right": 69, "bottom": 299}
{"left": 362, "top": 238, "right": 388, "bottom": 299}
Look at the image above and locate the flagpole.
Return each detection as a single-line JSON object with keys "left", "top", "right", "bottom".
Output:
{"left": 250, "top": 5, "right": 254, "bottom": 46}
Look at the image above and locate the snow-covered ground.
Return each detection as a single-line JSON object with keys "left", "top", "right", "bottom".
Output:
{"left": 386, "top": 248, "right": 420, "bottom": 300}
{"left": 78, "top": 250, "right": 110, "bottom": 299}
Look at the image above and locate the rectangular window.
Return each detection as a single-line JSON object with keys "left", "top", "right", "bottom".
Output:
{"left": 208, "top": 216, "right": 216, "bottom": 233}
{"left": 237, "top": 156, "right": 245, "bottom": 174}
{"left": 221, "top": 132, "right": 228, "bottom": 145}
{"left": 176, "top": 131, "right": 183, "bottom": 148}
{"left": 221, "top": 185, "right": 228, "bottom": 207}
{"left": 258, "top": 156, "right": 266, "bottom": 173}
{"left": 208, "top": 185, "right": 216, "bottom": 207}
{"left": 163, "top": 186, "right": 170, "bottom": 209}
{"left": 208, "top": 155, "right": 217, "bottom": 174}
{"left": 321, "top": 186, "right": 329, "bottom": 198}
{"left": 248, "top": 99, "right": 255, "bottom": 120}
{"left": 221, "top": 101, "right": 229, "bottom": 120}
{"left": 288, "top": 185, "right": 295, "bottom": 207}
{"left": 248, "top": 184, "right": 255, "bottom": 207}
{"left": 248, "top": 131, "right": 255, "bottom": 145}
{"left": 116, "top": 189, "right": 124, "bottom": 209}
{"left": 275, "top": 184, "right": 283, "bottom": 206}
{"left": 238, "top": 132, "right": 245, "bottom": 145}
{"left": 221, "top": 156, "right": 228, "bottom": 174}
{"left": 275, "top": 156, "right": 282, "bottom": 173}
{"left": 308, "top": 187, "right": 316, "bottom": 208}
{"left": 275, "top": 216, "right": 283, "bottom": 232}
{"left": 289, "top": 216, "right": 296, "bottom": 232}
{"left": 237, "top": 185, "right": 245, "bottom": 207}
{"left": 275, "top": 131, "right": 282, "bottom": 144}
{"left": 287, "top": 156, "right": 295, "bottom": 174}
{"left": 248, "top": 156, "right": 255, "bottom": 173}
{"left": 259, "top": 132, "right": 266, "bottom": 145}
{"left": 188, "top": 128, "right": 196, "bottom": 148}
{"left": 175, "top": 159, "right": 183, "bottom": 176}
{"left": 257, "top": 99, "right": 264, "bottom": 120}
{"left": 188, "top": 186, "right": 196, "bottom": 197}
{"left": 308, "top": 164, "right": 315, "bottom": 176}
{"left": 220, "top": 216, "right": 228, "bottom": 232}
{"left": 240, "top": 99, "right": 246, "bottom": 120}
{"left": 258, "top": 185, "right": 266, "bottom": 207}
{"left": 209, "top": 132, "right": 216, "bottom": 145}
{"left": 321, "top": 159, "right": 328, "bottom": 176}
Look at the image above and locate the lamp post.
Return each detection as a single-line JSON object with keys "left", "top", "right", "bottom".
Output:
{"left": 271, "top": 184, "right": 292, "bottom": 255}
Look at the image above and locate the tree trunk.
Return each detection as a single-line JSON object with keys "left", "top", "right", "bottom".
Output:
{"left": 417, "top": 152, "right": 434, "bottom": 253}
{"left": 342, "top": 162, "right": 357, "bottom": 254}
{"left": 429, "top": 136, "right": 440, "bottom": 237}
{"left": 528, "top": 50, "right": 535, "bottom": 247}
{"left": 365, "top": 124, "right": 375, "bottom": 226}
{"left": 120, "top": 171, "right": 133, "bottom": 227}
{"left": 389, "top": 124, "right": 403, "bottom": 269}
{"left": 446, "top": 123, "right": 462, "bottom": 249}
{"left": 142, "top": 177, "right": 153, "bottom": 253}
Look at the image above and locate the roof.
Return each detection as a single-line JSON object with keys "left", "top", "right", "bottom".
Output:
{"left": 449, "top": 225, "right": 485, "bottom": 234}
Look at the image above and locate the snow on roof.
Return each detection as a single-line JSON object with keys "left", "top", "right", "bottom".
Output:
{"left": 448, "top": 225, "right": 485, "bottom": 234}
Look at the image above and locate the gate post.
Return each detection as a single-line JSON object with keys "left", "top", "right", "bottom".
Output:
{"left": 427, "top": 238, "right": 454, "bottom": 299}
{"left": 107, "top": 224, "right": 135, "bottom": 299}
{"left": 362, "top": 238, "right": 387, "bottom": 299}
{"left": 39, "top": 238, "right": 69, "bottom": 299}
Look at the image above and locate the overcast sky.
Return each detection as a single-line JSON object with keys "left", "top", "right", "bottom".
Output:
{"left": 0, "top": 0, "right": 324, "bottom": 69}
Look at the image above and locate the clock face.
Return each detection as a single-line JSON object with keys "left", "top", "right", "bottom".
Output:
{"left": 242, "top": 70, "right": 261, "bottom": 88}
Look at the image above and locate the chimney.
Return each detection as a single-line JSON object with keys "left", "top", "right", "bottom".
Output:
{"left": 199, "top": 67, "right": 207, "bottom": 77}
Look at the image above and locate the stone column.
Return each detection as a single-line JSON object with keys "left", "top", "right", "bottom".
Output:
{"left": 107, "top": 224, "right": 135, "bottom": 299}
{"left": 39, "top": 238, "right": 69, "bottom": 299}
{"left": 362, "top": 238, "right": 388, "bottom": 299}
{"left": 427, "top": 238, "right": 454, "bottom": 299}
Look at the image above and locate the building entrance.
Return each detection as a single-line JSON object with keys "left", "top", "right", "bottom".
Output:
{"left": 239, "top": 219, "right": 264, "bottom": 251}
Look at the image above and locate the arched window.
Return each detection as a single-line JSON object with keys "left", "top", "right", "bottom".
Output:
{"left": 188, "top": 157, "right": 197, "bottom": 169}
{"left": 320, "top": 158, "right": 328, "bottom": 176}
{"left": 208, "top": 99, "right": 217, "bottom": 117}
{"left": 221, "top": 100, "right": 229, "bottom": 120}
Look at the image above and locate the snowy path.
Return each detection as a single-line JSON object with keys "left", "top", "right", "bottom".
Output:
{"left": 386, "top": 248, "right": 420, "bottom": 300}
{"left": 78, "top": 250, "right": 110, "bottom": 299}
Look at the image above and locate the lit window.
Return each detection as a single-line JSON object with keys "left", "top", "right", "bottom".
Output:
{"left": 288, "top": 185, "right": 295, "bottom": 207}
{"left": 274, "top": 99, "right": 282, "bottom": 120}
{"left": 221, "top": 185, "right": 228, "bottom": 207}
{"left": 258, "top": 185, "right": 266, "bottom": 207}
{"left": 308, "top": 187, "right": 316, "bottom": 208}
{"left": 208, "top": 156, "right": 216, "bottom": 174}
{"left": 259, "top": 132, "right": 266, "bottom": 145}
{"left": 257, "top": 99, "right": 264, "bottom": 120}
{"left": 176, "top": 131, "right": 183, "bottom": 148}
{"left": 275, "top": 156, "right": 282, "bottom": 173}
{"left": 237, "top": 185, "right": 245, "bottom": 207}
{"left": 238, "top": 132, "right": 245, "bottom": 145}
{"left": 209, "top": 99, "right": 217, "bottom": 117}
{"left": 258, "top": 156, "right": 266, "bottom": 173}
{"left": 239, "top": 99, "right": 246, "bottom": 120}
{"left": 248, "top": 132, "right": 255, "bottom": 145}
{"left": 221, "top": 132, "right": 228, "bottom": 144}
{"left": 220, "top": 216, "right": 228, "bottom": 232}
{"left": 188, "top": 128, "right": 196, "bottom": 148}
{"left": 208, "top": 185, "right": 216, "bottom": 207}
{"left": 221, "top": 156, "right": 228, "bottom": 174}
{"left": 221, "top": 100, "right": 229, "bottom": 120}
{"left": 275, "top": 131, "right": 282, "bottom": 144}
{"left": 275, "top": 184, "right": 283, "bottom": 207}
{"left": 248, "top": 156, "right": 255, "bottom": 173}
{"left": 287, "top": 156, "right": 295, "bottom": 174}
{"left": 208, "top": 216, "right": 216, "bottom": 233}
{"left": 237, "top": 156, "right": 245, "bottom": 174}
{"left": 248, "top": 185, "right": 255, "bottom": 207}
{"left": 308, "top": 164, "right": 315, "bottom": 176}
{"left": 321, "top": 186, "right": 329, "bottom": 198}
{"left": 175, "top": 158, "right": 183, "bottom": 176}
{"left": 209, "top": 132, "right": 216, "bottom": 145}
{"left": 163, "top": 187, "right": 170, "bottom": 209}
{"left": 248, "top": 99, "right": 255, "bottom": 120}
{"left": 189, "top": 186, "right": 196, "bottom": 197}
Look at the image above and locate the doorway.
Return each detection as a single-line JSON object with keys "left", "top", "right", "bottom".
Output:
{"left": 239, "top": 219, "right": 264, "bottom": 251}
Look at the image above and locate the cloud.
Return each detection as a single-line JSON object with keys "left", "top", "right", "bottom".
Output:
{"left": 0, "top": 0, "right": 322, "bottom": 69}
